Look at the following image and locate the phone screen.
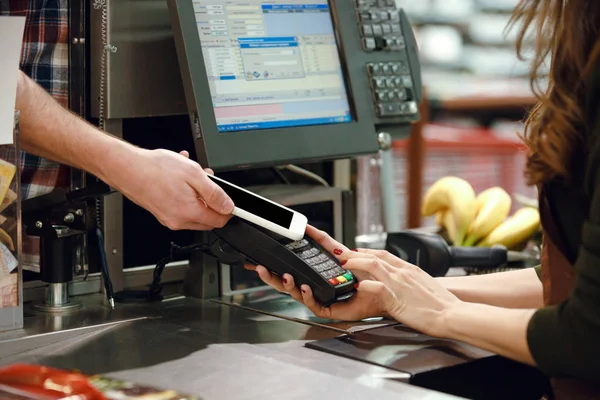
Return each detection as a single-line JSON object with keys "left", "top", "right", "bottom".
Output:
{"left": 208, "top": 176, "right": 294, "bottom": 228}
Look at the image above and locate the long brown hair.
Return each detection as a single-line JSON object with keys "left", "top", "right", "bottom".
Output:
{"left": 509, "top": 0, "right": 600, "bottom": 185}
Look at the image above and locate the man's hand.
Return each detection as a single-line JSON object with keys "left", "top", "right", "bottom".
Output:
{"left": 112, "top": 147, "right": 233, "bottom": 231}
{"left": 15, "top": 69, "right": 233, "bottom": 231}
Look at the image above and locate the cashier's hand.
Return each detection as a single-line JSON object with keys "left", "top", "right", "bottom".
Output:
{"left": 246, "top": 225, "right": 390, "bottom": 321}
{"left": 114, "top": 149, "right": 233, "bottom": 231}
{"left": 247, "top": 226, "right": 461, "bottom": 336}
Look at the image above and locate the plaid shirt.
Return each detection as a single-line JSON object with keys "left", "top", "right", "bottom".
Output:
{"left": 1, "top": 0, "right": 70, "bottom": 272}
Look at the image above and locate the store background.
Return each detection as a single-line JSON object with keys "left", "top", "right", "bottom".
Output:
{"left": 356, "top": 0, "right": 541, "bottom": 237}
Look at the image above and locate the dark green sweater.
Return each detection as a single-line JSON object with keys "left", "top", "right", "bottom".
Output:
{"left": 526, "top": 65, "right": 600, "bottom": 383}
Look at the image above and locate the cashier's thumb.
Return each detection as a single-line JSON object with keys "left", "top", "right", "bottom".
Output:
{"left": 355, "top": 281, "right": 397, "bottom": 309}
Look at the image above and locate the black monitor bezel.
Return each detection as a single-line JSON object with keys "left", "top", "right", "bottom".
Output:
{"left": 167, "top": 0, "right": 379, "bottom": 171}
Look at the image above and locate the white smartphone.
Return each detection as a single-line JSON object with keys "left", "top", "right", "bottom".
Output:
{"left": 207, "top": 175, "right": 308, "bottom": 241}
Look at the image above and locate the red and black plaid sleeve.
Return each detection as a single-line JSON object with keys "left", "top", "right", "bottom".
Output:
{"left": 1, "top": 0, "right": 71, "bottom": 272}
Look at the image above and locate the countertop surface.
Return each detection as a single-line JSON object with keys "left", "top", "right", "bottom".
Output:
{"left": 0, "top": 295, "right": 461, "bottom": 400}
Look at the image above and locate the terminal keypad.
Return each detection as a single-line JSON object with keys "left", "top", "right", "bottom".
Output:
{"left": 368, "top": 61, "right": 417, "bottom": 118}
{"left": 355, "top": 0, "right": 404, "bottom": 52}
{"left": 354, "top": 1, "right": 420, "bottom": 120}
{"left": 286, "top": 239, "right": 354, "bottom": 286}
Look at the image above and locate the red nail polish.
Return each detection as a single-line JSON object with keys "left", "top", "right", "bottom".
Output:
{"left": 351, "top": 248, "right": 358, "bottom": 252}
{"left": 354, "top": 282, "right": 360, "bottom": 289}
{"left": 341, "top": 260, "right": 347, "bottom": 266}
{"left": 333, "top": 248, "right": 343, "bottom": 255}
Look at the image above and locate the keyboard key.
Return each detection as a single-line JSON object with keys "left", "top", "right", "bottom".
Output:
{"left": 372, "top": 24, "right": 383, "bottom": 36}
{"left": 321, "top": 260, "right": 337, "bottom": 270}
{"left": 332, "top": 266, "right": 347, "bottom": 276}
{"left": 305, "top": 256, "right": 320, "bottom": 266}
{"left": 367, "top": 62, "right": 381, "bottom": 75}
{"left": 286, "top": 239, "right": 309, "bottom": 250}
{"left": 314, "top": 263, "right": 328, "bottom": 272}
{"left": 363, "top": 37, "right": 376, "bottom": 51}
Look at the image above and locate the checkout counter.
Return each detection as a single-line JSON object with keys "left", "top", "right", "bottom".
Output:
{"left": 0, "top": 1, "right": 549, "bottom": 399}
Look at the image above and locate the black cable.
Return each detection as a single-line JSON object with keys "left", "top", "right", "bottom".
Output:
{"left": 95, "top": 196, "right": 115, "bottom": 308}
{"left": 272, "top": 167, "right": 290, "bottom": 185}
{"left": 147, "top": 241, "right": 213, "bottom": 301}
{"left": 96, "top": 227, "right": 114, "bottom": 308}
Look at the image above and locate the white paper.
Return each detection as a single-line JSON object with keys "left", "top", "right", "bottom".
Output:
{"left": 0, "top": 17, "right": 26, "bottom": 146}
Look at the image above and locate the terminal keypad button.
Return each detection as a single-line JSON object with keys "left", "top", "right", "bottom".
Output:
{"left": 287, "top": 239, "right": 354, "bottom": 288}
{"left": 372, "top": 77, "right": 386, "bottom": 89}
{"left": 362, "top": 37, "right": 376, "bottom": 51}
{"left": 375, "top": 90, "right": 388, "bottom": 101}
{"left": 367, "top": 61, "right": 418, "bottom": 118}
{"left": 372, "top": 24, "right": 383, "bottom": 36}
{"left": 355, "top": 0, "right": 403, "bottom": 52}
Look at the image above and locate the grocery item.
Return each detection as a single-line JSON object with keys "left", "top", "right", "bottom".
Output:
{"left": 463, "top": 187, "right": 511, "bottom": 246}
{"left": 0, "top": 189, "right": 17, "bottom": 213}
{"left": 436, "top": 209, "right": 458, "bottom": 244}
{"left": 478, "top": 207, "right": 541, "bottom": 249}
{"left": 0, "top": 228, "right": 14, "bottom": 252}
{"left": 421, "top": 176, "right": 477, "bottom": 246}
{"left": 0, "top": 160, "right": 16, "bottom": 206}
{"left": 0, "top": 364, "right": 202, "bottom": 400}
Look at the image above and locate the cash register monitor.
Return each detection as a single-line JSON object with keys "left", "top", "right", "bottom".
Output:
{"left": 167, "top": 0, "right": 381, "bottom": 171}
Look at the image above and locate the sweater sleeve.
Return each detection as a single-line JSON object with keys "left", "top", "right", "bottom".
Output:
{"left": 533, "top": 264, "right": 542, "bottom": 281}
{"left": 526, "top": 123, "right": 600, "bottom": 383}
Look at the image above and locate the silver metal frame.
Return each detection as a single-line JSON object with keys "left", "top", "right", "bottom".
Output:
{"left": 100, "top": 120, "right": 124, "bottom": 293}
{"left": 0, "top": 112, "right": 23, "bottom": 331}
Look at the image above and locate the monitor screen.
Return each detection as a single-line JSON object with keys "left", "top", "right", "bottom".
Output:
{"left": 192, "top": 1, "right": 352, "bottom": 132}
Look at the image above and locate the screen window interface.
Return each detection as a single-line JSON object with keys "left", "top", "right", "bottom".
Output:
{"left": 193, "top": 1, "right": 352, "bottom": 132}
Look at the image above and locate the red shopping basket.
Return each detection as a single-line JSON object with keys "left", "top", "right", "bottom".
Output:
{"left": 393, "top": 124, "right": 536, "bottom": 226}
{"left": 354, "top": 124, "right": 538, "bottom": 236}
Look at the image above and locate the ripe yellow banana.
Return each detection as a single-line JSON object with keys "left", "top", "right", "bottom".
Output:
{"left": 421, "top": 176, "right": 476, "bottom": 245}
{"left": 478, "top": 207, "right": 541, "bottom": 249}
{"left": 435, "top": 211, "right": 444, "bottom": 226}
{"left": 463, "top": 187, "right": 511, "bottom": 246}
{"left": 437, "top": 210, "right": 458, "bottom": 244}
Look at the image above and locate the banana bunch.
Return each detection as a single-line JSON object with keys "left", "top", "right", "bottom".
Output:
{"left": 477, "top": 207, "right": 541, "bottom": 249}
{"left": 424, "top": 177, "right": 541, "bottom": 249}
{"left": 463, "top": 187, "right": 512, "bottom": 246}
{"left": 422, "top": 176, "right": 477, "bottom": 246}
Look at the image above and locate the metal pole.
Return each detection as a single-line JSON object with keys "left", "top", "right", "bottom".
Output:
{"left": 378, "top": 132, "right": 401, "bottom": 233}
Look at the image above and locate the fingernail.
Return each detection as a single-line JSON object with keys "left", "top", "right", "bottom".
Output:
{"left": 351, "top": 248, "right": 358, "bottom": 252}
{"left": 333, "top": 248, "right": 343, "bottom": 255}
{"left": 354, "top": 282, "right": 360, "bottom": 289}
{"left": 282, "top": 277, "right": 288, "bottom": 284}
{"left": 340, "top": 260, "right": 347, "bottom": 266}
{"left": 222, "top": 199, "right": 234, "bottom": 214}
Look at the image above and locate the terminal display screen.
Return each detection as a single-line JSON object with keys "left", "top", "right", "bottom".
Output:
{"left": 192, "top": 0, "right": 352, "bottom": 132}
